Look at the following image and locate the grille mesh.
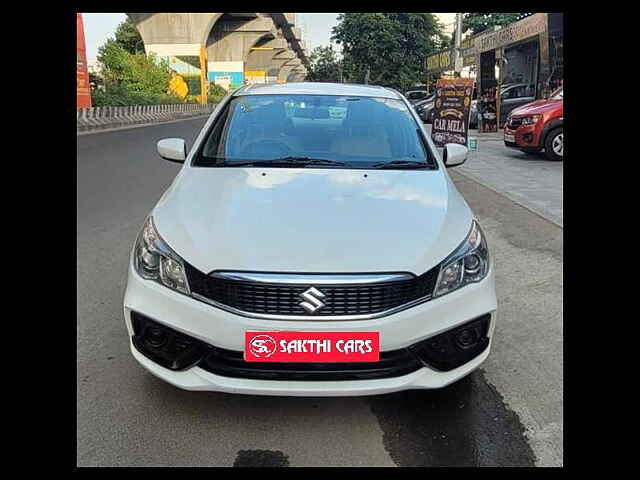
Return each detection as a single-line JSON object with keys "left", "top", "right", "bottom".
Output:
{"left": 185, "top": 264, "right": 439, "bottom": 317}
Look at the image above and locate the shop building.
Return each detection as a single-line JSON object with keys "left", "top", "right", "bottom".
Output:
{"left": 426, "top": 13, "right": 563, "bottom": 130}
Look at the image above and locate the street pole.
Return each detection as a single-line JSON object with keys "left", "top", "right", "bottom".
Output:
{"left": 496, "top": 48, "right": 503, "bottom": 130}
{"left": 454, "top": 13, "right": 463, "bottom": 77}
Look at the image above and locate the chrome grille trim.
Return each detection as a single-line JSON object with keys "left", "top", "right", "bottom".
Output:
{"left": 209, "top": 271, "right": 415, "bottom": 284}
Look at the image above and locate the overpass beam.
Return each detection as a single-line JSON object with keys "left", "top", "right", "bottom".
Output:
{"left": 206, "top": 14, "right": 282, "bottom": 89}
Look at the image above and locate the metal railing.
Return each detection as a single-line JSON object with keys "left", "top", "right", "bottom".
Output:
{"left": 77, "top": 103, "right": 216, "bottom": 132}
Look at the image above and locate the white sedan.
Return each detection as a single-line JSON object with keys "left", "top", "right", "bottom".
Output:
{"left": 123, "top": 82, "right": 497, "bottom": 396}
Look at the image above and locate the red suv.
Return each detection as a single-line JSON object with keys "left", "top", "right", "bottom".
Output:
{"left": 503, "top": 87, "right": 563, "bottom": 161}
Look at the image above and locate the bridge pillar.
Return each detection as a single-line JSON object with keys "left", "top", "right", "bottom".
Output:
{"left": 127, "top": 13, "right": 226, "bottom": 103}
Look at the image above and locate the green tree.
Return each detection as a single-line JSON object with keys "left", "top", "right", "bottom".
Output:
{"left": 307, "top": 45, "right": 342, "bottom": 83}
{"left": 331, "top": 13, "right": 445, "bottom": 91}
{"left": 114, "top": 18, "right": 144, "bottom": 54}
{"left": 462, "top": 13, "right": 532, "bottom": 35}
{"left": 93, "top": 39, "right": 179, "bottom": 105}
{"left": 98, "top": 40, "right": 171, "bottom": 94}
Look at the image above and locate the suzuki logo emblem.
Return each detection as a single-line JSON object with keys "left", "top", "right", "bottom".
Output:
{"left": 299, "top": 286, "right": 326, "bottom": 314}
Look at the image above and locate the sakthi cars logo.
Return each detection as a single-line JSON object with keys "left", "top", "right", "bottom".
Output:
{"left": 244, "top": 331, "right": 380, "bottom": 362}
{"left": 248, "top": 334, "right": 278, "bottom": 358}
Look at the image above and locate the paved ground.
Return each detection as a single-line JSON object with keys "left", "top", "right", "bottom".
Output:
{"left": 425, "top": 125, "right": 563, "bottom": 227}
{"left": 77, "top": 117, "right": 562, "bottom": 467}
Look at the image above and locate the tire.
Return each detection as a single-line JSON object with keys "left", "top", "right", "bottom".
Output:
{"left": 544, "top": 127, "right": 563, "bottom": 161}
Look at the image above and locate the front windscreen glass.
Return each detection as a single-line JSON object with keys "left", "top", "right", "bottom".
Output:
{"left": 550, "top": 87, "right": 563, "bottom": 100}
{"left": 194, "top": 94, "right": 434, "bottom": 169}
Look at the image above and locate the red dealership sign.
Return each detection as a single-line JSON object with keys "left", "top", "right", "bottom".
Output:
{"left": 76, "top": 13, "right": 92, "bottom": 109}
{"left": 244, "top": 331, "right": 380, "bottom": 362}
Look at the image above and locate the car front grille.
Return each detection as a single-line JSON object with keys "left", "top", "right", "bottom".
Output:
{"left": 184, "top": 264, "right": 440, "bottom": 318}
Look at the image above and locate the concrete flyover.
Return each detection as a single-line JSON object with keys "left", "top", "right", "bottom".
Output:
{"left": 126, "top": 13, "right": 309, "bottom": 96}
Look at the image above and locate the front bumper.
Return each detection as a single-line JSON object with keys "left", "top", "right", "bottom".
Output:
{"left": 504, "top": 124, "right": 542, "bottom": 150}
{"left": 124, "top": 260, "right": 497, "bottom": 396}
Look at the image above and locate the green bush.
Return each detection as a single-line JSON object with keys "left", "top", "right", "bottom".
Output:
{"left": 93, "top": 40, "right": 182, "bottom": 106}
{"left": 91, "top": 84, "right": 180, "bottom": 106}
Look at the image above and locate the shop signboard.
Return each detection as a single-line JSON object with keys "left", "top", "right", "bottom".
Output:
{"left": 464, "top": 13, "right": 548, "bottom": 56}
{"left": 430, "top": 78, "right": 474, "bottom": 148}
{"left": 462, "top": 54, "right": 477, "bottom": 67}
{"left": 245, "top": 70, "right": 266, "bottom": 84}
{"left": 459, "top": 32, "right": 483, "bottom": 67}
{"left": 426, "top": 49, "right": 454, "bottom": 74}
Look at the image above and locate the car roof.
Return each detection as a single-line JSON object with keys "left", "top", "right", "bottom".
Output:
{"left": 233, "top": 82, "right": 402, "bottom": 100}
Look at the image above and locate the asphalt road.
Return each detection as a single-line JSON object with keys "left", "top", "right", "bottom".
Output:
{"left": 77, "top": 117, "right": 562, "bottom": 467}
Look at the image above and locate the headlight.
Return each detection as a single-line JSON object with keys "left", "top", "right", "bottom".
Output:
{"left": 521, "top": 115, "right": 542, "bottom": 125}
{"left": 434, "top": 220, "right": 489, "bottom": 297}
{"left": 133, "top": 217, "right": 190, "bottom": 294}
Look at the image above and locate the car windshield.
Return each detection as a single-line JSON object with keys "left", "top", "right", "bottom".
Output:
{"left": 194, "top": 94, "right": 434, "bottom": 169}
{"left": 550, "top": 87, "right": 563, "bottom": 100}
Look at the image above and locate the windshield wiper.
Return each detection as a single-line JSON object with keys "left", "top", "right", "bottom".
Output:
{"left": 371, "top": 160, "right": 434, "bottom": 169}
{"left": 268, "top": 156, "right": 347, "bottom": 166}
{"left": 214, "top": 157, "right": 347, "bottom": 168}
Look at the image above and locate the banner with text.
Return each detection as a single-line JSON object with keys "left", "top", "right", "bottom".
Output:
{"left": 431, "top": 78, "right": 474, "bottom": 147}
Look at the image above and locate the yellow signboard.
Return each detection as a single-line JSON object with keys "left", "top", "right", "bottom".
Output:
{"left": 245, "top": 70, "right": 266, "bottom": 85}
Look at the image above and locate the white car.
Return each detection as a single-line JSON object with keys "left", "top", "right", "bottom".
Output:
{"left": 123, "top": 82, "right": 497, "bottom": 396}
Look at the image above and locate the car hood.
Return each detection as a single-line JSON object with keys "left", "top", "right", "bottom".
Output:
{"left": 511, "top": 99, "right": 562, "bottom": 116}
{"left": 152, "top": 167, "right": 473, "bottom": 275}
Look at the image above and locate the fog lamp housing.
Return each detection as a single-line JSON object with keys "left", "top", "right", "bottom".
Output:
{"left": 409, "top": 314, "right": 491, "bottom": 371}
{"left": 131, "top": 312, "right": 211, "bottom": 370}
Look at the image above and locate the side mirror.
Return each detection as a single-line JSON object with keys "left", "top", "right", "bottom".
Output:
{"left": 157, "top": 138, "right": 187, "bottom": 163}
{"left": 443, "top": 143, "right": 468, "bottom": 168}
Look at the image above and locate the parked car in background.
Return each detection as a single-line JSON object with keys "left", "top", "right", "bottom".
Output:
{"left": 474, "top": 83, "right": 536, "bottom": 128}
{"left": 497, "top": 83, "right": 536, "bottom": 125}
{"left": 413, "top": 94, "right": 436, "bottom": 122}
{"left": 405, "top": 89, "right": 431, "bottom": 105}
{"left": 503, "top": 86, "right": 563, "bottom": 161}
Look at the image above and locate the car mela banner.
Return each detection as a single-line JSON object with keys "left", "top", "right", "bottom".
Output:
{"left": 431, "top": 78, "right": 474, "bottom": 147}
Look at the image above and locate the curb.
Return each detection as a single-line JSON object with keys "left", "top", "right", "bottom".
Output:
{"left": 76, "top": 113, "right": 212, "bottom": 136}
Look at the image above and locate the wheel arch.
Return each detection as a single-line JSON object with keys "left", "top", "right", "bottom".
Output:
{"left": 540, "top": 118, "right": 563, "bottom": 147}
